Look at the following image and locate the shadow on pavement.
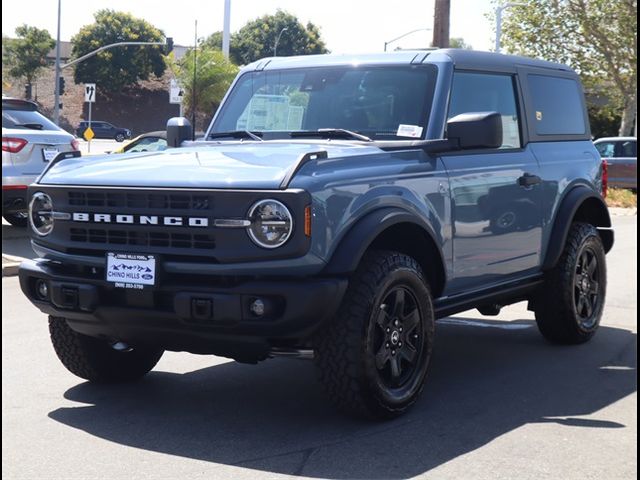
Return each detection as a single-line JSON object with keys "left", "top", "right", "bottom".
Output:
{"left": 49, "top": 318, "right": 636, "bottom": 478}
{"left": 2, "top": 223, "right": 34, "bottom": 260}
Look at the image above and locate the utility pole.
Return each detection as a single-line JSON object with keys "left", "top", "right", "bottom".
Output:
{"left": 222, "top": 0, "right": 231, "bottom": 59}
{"left": 432, "top": 0, "right": 450, "bottom": 48}
{"left": 53, "top": 0, "right": 62, "bottom": 124}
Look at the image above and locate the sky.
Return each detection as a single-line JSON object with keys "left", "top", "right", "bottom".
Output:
{"left": 2, "top": 0, "right": 496, "bottom": 54}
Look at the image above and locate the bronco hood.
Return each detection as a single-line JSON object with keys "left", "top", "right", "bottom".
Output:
{"left": 38, "top": 142, "right": 383, "bottom": 189}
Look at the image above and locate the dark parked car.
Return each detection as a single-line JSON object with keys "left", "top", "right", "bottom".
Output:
{"left": 20, "top": 50, "right": 613, "bottom": 419}
{"left": 76, "top": 121, "right": 131, "bottom": 142}
{"left": 594, "top": 137, "right": 637, "bottom": 190}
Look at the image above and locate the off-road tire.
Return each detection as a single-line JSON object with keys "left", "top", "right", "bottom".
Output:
{"left": 534, "top": 222, "right": 606, "bottom": 344}
{"left": 315, "top": 250, "right": 435, "bottom": 419}
{"left": 49, "top": 316, "right": 164, "bottom": 382}
{"left": 3, "top": 213, "right": 28, "bottom": 227}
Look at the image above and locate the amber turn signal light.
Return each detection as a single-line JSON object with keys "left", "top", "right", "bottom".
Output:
{"left": 304, "top": 205, "right": 312, "bottom": 237}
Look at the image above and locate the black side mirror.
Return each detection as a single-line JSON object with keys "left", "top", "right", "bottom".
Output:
{"left": 447, "top": 111, "right": 503, "bottom": 150}
{"left": 166, "top": 117, "right": 192, "bottom": 148}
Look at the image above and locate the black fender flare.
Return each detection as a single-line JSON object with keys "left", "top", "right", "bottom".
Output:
{"left": 542, "top": 186, "right": 613, "bottom": 270}
{"left": 323, "top": 207, "right": 445, "bottom": 276}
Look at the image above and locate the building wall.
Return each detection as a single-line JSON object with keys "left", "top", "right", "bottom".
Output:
{"left": 4, "top": 64, "right": 181, "bottom": 136}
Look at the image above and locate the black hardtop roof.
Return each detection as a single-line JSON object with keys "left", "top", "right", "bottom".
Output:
{"left": 254, "top": 48, "right": 574, "bottom": 75}
{"left": 436, "top": 48, "right": 573, "bottom": 72}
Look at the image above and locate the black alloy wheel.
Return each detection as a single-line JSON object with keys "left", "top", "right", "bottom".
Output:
{"left": 573, "top": 246, "right": 602, "bottom": 329}
{"left": 372, "top": 287, "right": 424, "bottom": 390}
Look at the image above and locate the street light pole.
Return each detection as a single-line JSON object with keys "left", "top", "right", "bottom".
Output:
{"left": 222, "top": 0, "right": 231, "bottom": 59}
{"left": 192, "top": 20, "right": 197, "bottom": 141}
{"left": 384, "top": 28, "right": 432, "bottom": 52}
{"left": 274, "top": 27, "right": 288, "bottom": 57}
{"left": 495, "top": 3, "right": 526, "bottom": 53}
{"left": 53, "top": 0, "right": 62, "bottom": 125}
{"left": 53, "top": 38, "right": 168, "bottom": 124}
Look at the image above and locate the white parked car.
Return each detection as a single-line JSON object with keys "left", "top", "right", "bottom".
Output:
{"left": 2, "top": 97, "right": 79, "bottom": 226}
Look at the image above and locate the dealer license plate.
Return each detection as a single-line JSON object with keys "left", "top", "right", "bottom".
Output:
{"left": 42, "top": 147, "right": 59, "bottom": 162}
{"left": 106, "top": 253, "right": 156, "bottom": 289}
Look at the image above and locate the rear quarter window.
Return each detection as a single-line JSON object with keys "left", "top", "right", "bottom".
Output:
{"left": 620, "top": 140, "right": 637, "bottom": 157}
{"left": 528, "top": 75, "right": 586, "bottom": 135}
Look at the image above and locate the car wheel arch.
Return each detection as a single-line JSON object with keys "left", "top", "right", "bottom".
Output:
{"left": 542, "top": 185, "right": 613, "bottom": 271}
{"left": 323, "top": 208, "right": 447, "bottom": 298}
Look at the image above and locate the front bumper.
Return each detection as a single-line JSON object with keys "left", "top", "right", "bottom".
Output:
{"left": 19, "top": 259, "right": 347, "bottom": 361}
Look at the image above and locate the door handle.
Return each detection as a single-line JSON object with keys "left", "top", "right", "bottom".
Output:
{"left": 518, "top": 173, "right": 541, "bottom": 187}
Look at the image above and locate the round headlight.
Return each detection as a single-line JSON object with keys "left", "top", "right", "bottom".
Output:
{"left": 29, "top": 192, "right": 54, "bottom": 236}
{"left": 247, "top": 199, "right": 293, "bottom": 249}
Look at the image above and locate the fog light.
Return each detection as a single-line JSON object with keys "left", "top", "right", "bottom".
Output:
{"left": 250, "top": 298, "right": 265, "bottom": 317}
{"left": 36, "top": 279, "right": 49, "bottom": 300}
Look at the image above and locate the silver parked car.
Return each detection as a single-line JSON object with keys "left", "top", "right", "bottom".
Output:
{"left": 2, "top": 98, "right": 79, "bottom": 226}
{"left": 594, "top": 136, "right": 637, "bottom": 191}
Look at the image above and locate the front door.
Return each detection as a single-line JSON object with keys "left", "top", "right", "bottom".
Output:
{"left": 441, "top": 71, "right": 543, "bottom": 293}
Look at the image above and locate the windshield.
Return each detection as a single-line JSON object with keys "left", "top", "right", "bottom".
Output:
{"left": 2, "top": 109, "right": 61, "bottom": 131}
{"left": 211, "top": 65, "right": 437, "bottom": 141}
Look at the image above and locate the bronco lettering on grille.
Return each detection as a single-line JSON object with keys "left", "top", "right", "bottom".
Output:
{"left": 71, "top": 213, "right": 209, "bottom": 227}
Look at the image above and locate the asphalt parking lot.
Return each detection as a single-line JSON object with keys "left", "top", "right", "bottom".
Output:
{"left": 2, "top": 213, "right": 636, "bottom": 479}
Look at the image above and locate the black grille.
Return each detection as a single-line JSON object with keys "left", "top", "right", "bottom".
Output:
{"left": 68, "top": 191, "right": 212, "bottom": 210}
{"left": 69, "top": 228, "right": 216, "bottom": 249}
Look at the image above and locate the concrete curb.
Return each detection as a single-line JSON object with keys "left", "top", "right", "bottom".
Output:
{"left": 2, "top": 255, "right": 23, "bottom": 277}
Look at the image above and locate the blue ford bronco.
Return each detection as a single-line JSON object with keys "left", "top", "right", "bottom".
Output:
{"left": 19, "top": 49, "right": 613, "bottom": 418}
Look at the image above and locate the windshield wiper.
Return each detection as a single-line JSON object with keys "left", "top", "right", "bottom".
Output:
{"left": 290, "top": 128, "right": 372, "bottom": 142}
{"left": 208, "top": 130, "right": 263, "bottom": 141}
{"left": 14, "top": 123, "right": 44, "bottom": 130}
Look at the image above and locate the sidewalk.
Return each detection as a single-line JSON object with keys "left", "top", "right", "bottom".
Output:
{"left": 609, "top": 206, "right": 637, "bottom": 216}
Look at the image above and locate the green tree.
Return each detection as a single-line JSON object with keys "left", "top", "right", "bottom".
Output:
{"left": 498, "top": 0, "right": 637, "bottom": 136}
{"left": 203, "top": 10, "right": 329, "bottom": 65}
{"left": 3, "top": 25, "right": 55, "bottom": 90}
{"left": 450, "top": 37, "right": 472, "bottom": 49}
{"left": 71, "top": 10, "right": 166, "bottom": 92}
{"left": 167, "top": 47, "right": 238, "bottom": 130}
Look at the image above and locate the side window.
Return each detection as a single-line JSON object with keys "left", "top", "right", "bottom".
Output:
{"left": 448, "top": 72, "right": 521, "bottom": 149}
{"left": 595, "top": 142, "right": 615, "bottom": 158}
{"left": 620, "top": 140, "right": 637, "bottom": 158}
{"left": 528, "top": 75, "right": 586, "bottom": 135}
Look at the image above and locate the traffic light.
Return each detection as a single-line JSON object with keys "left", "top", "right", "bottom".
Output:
{"left": 165, "top": 37, "right": 174, "bottom": 55}
{"left": 24, "top": 83, "right": 32, "bottom": 100}
{"left": 58, "top": 77, "right": 65, "bottom": 96}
